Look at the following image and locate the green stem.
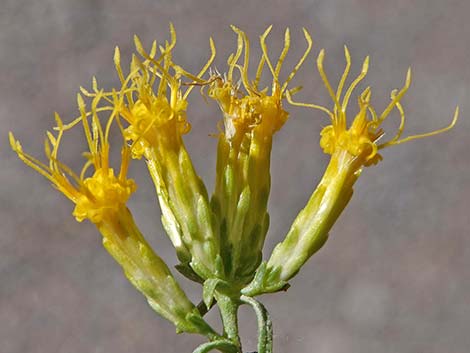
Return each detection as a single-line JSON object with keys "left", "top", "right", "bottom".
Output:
{"left": 215, "top": 293, "right": 241, "bottom": 351}
{"left": 240, "top": 295, "right": 273, "bottom": 353}
{"left": 192, "top": 339, "right": 239, "bottom": 353}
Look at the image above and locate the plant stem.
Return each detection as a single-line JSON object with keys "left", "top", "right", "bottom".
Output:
{"left": 192, "top": 339, "right": 240, "bottom": 353}
{"left": 240, "top": 295, "right": 273, "bottom": 353}
{"left": 215, "top": 293, "right": 241, "bottom": 351}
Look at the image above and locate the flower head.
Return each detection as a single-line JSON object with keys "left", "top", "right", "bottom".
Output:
{"left": 83, "top": 26, "right": 223, "bottom": 280}
{"left": 208, "top": 25, "right": 312, "bottom": 142}
{"left": 252, "top": 48, "right": 460, "bottom": 294}
{"left": 207, "top": 27, "right": 313, "bottom": 283}
{"left": 288, "top": 47, "right": 459, "bottom": 167}
{"left": 110, "top": 25, "right": 215, "bottom": 159}
{"left": 10, "top": 93, "right": 135, "bottom": 224}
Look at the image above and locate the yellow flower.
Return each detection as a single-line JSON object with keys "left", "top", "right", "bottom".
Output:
{"left": 288, "top": 47, "right": 459, "bottom": 167}
{"left": 10, "top": 93, "right": 135, "bottom": 224}
{"left": 245, "top": 47, "right": 458, "bottom": 295}
{"left": 88, "top": 26, "right": 222, "bottom": 281}
{"left": 209, "top": 26, "right": 313, "bottom": 283}
{"left": 208, "top": 25, "right": 311, "bottom": 142}
{"left": 113, "top": 30, "right": 199, "bottom": 158}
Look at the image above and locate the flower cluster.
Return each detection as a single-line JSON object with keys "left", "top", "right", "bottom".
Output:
{"left": 11, "top": 25, "right": 458, "bottom": 353}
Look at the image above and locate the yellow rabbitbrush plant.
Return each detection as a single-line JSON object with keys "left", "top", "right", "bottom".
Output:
{"left": 10, "top": 25, "right": 458, "bottom": 353}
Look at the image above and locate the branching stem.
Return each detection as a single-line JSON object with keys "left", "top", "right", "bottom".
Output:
{"left": 241, "top": 295, "right": 273, "bottom": 353}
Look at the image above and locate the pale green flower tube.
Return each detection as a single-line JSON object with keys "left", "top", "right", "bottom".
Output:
{"left": 99, "top": 206, "right": 217, "bottom": 336}
{"left": 266, "top": 149, "right": 359, "bottom": 283}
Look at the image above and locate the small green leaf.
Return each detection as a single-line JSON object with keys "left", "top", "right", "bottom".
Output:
{"left": 175, "top": 263, "right": 204, "bottom": 284}
{"left": 185, "top": 310, "right": 218, "bottom": 337}
{"left": 241, "top": 262, "right": 289, "bottom": 296}
{"left": 202, "top": 278, "right": 223, "bottom": 308}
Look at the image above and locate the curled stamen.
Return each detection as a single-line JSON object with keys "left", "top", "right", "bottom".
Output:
{"left": 286, "top": 90, "right": 333, "bottom": 119}
{"left": 317, "top": 50, "right": 342, "bottom": 113}
{"left": 378, "top": 68, "right": 411, "bottom": 123}
{"left": 341, "top": 56, "right": 369, "bottom": 112}
{"left": 281, "top": 28, "right": 313, "bottom": 93}
{"left": 275, "top": 28, "right": 291, "bottom": 78}
{"left": 254, "top": 54, "right": 266, "bottom": 89}
{"left": 259, "top": 26, "right": 278, "bottom": 90}
{"left": 228, "top": 28, "right": 244, "bottom": 82}
{"left": 380, "top": 106, "right": 459, "bottom": 148}
{"left": 180, "top": 38, "right": 217, "bottom": 99}
{"left": 335, "top": 46, "right": 351, "bottom": 104}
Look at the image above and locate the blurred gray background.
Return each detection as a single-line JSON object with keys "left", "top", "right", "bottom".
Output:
{"left": 1, "top": 0, "right": 469, "bottom": 352}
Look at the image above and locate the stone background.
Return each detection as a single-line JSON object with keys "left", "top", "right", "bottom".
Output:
{"left": 1, "top": 0, "right": 469, "bottom": 352}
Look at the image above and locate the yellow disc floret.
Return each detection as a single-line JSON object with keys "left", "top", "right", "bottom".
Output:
{"left": 123, "top": 95, "right": 189, "bottom": 158}
{"left": 74, "top": 167, "right": 136, "bottom": 223}
{"left": 318, "top": 86, "right": 384, "bottom": 166}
